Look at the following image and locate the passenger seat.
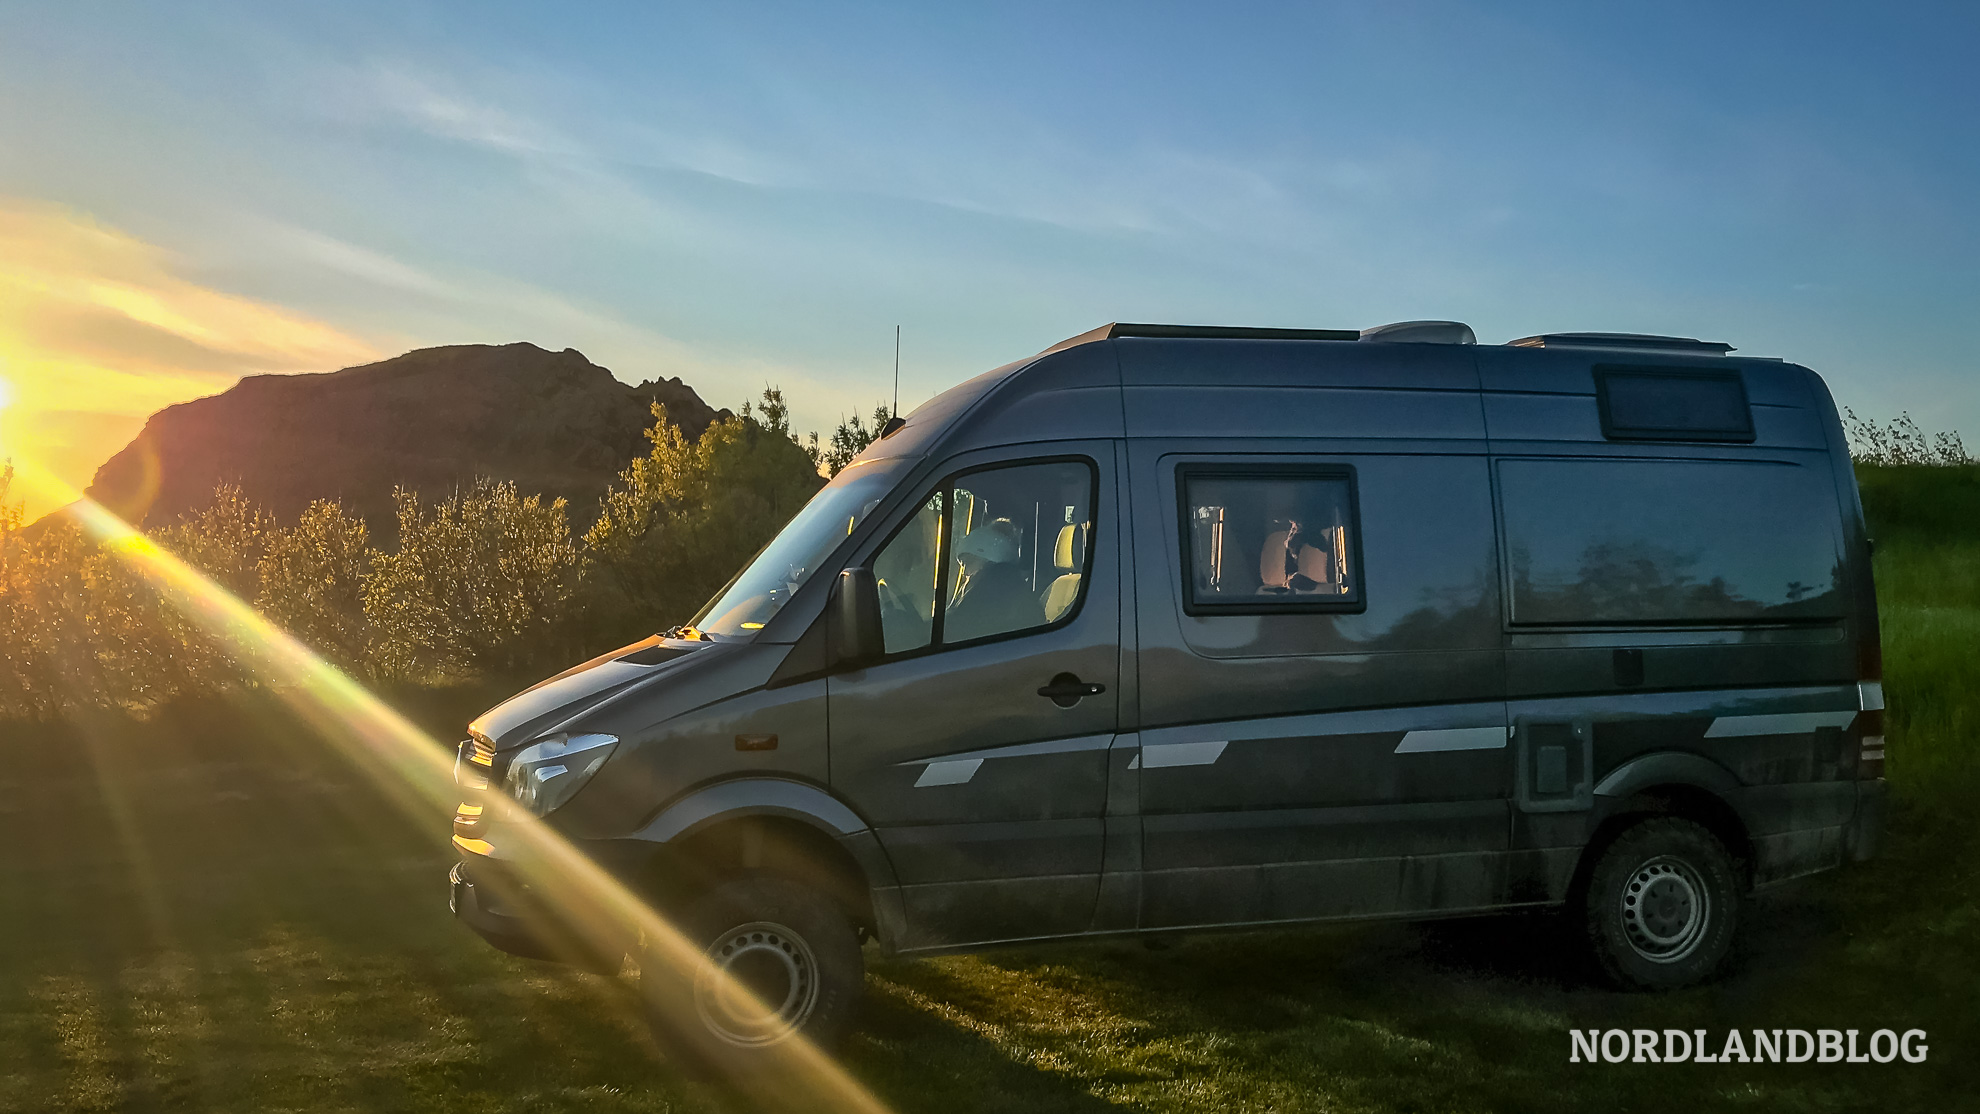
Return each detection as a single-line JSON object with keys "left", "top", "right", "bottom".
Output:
{"left": 1042, "top": 523, "right": 1088, "bottom": 621}
{"left": 1294, "top": 542, "right": 1335, "bottom": 592}
{"left": 1259, "top": 528, "right": 1294, "bottom": 592}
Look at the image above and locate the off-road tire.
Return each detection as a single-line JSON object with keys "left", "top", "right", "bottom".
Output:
{"left": 638, "top": 875, "right": 863, "bottom": 1071}
{"left": 1583, "top": 817, "right": 1741, "bottom": 990}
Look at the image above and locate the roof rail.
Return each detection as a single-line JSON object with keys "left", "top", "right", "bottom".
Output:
{"left": 1107, "top": 323, "right": 1360, "bottom": 341}
{"left": 1506, "top": 332, "right": 1735, "bottom": 355}
{"left": 1042, "top": 322, "right": 1360, "bottom": 354}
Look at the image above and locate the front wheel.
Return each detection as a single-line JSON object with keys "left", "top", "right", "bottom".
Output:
{"left": 1582, "top": 817, "right": 1741, "bottom": 990}
{"left": 638, "top": 875, "right": 864, "bottom": 1070}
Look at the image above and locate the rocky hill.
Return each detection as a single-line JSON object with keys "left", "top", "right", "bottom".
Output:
{"left": 87, "top": 343, "right": 729, "bottom": 530}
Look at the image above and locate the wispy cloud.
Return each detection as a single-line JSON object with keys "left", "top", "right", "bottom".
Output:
{"left": 0, "top": 199, "right": 380, "bottom": 518}
{"left": 355, "top": 63, "right": 574, "bottom": 158}
{"left": 321, "top": 53, "right": 1413, "bottom": 245}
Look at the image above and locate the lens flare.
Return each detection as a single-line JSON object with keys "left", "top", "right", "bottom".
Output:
{"left": 0, "top": 371, "right": 13, "bottom": 458}
{"left": 13, "top": 455, "right": 891, "bottom": 1113}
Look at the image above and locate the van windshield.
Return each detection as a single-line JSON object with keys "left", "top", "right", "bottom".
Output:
{"left": 688, "top": 458, "right": 908, "bottom": 640}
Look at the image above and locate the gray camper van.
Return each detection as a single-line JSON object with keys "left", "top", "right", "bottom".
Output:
{"left": 449, "top": 321, "right": 1886, "bottom": 1060}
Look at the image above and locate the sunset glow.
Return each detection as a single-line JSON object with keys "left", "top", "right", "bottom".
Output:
{"left": 0, "top": 199, "right": 380, "bottom": 520}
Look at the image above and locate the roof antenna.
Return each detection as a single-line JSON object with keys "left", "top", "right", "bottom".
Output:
{"left": 880, "top": 325, "right": 906, "bottom": 438}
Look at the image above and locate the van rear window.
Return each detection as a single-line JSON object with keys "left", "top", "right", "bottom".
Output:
{"left": 1596, "top": 368, "right": 1754, "bottom": 442}
{"left": 1498, "top": 458, "right": 1843, "bottom": 625}
{"left": 1181, "top": 468, "right": 1364, "bottom": 613}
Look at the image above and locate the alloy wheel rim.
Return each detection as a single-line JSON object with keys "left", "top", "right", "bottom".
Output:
{"left": 694, "top": 921, "right": 820, "bottom": 1047}
{"left": 1619, "top": 854, "right": 1711, "bottom": 963}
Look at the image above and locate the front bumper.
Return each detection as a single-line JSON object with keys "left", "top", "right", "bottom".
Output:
{"left": 449, "top": 856, "right": 627, "bottom": 973}
{"left": 450, "top": 858, "right": 563, "bottom": 963}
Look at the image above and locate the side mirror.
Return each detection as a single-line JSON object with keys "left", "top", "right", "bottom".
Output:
{"left": 827, "top": 567, "right": 885, "bottom": 669}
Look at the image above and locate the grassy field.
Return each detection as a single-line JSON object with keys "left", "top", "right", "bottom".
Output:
{"left": 2, "top": 464, "right": 1976, "bottom": 1114}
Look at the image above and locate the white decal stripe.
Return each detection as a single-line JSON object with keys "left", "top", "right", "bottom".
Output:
{"left": 1135, "top": 701, "right": 1506, "bottom": 749}
{"left": 1132, "top": 740, "right": 1228, "bottom": 770}
{"left": 1859, "top": 682, "right": 1884, "bottom": 711}
{"left": 897, "top": 733, "right": 1114, "bottom": 771}
{"left": 913, "top": 759, "right": 983, "bottom": 787}
{"left": 1394, "top": 726, "right": 1509, "bottom": 754}
{"left": 1704, "top": 711, "right": 1858, "bottom": 738}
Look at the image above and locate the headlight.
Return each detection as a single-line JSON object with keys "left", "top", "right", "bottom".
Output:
{"left": 502, "top": 733, "right": 619, "bottom": 816}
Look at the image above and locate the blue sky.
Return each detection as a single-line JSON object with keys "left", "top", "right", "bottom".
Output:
{"left": 2, "top": 0, "right": 1975, "bottom": 496}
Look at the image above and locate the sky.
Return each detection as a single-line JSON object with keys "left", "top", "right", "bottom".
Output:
{"left": 1, "top": 0, "right": 1976, "bottom": 519}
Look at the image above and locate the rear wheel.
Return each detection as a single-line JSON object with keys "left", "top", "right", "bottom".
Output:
{"left": 1582, "top": 817, "right": 1741, "bottom": 989}
{"left": 639, "top": 875, "right": 863, "bottom": 1070}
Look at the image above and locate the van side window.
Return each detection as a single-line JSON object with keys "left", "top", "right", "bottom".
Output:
{"left": 1498, "top": 458, "right": 1843, "bottom": 624}
{"left": 869, "top": 459, "right": 1096, "bottom": 653}
{"left": 1181, "top": 468, "right": 1364, "bottom": 613}
{"left": 1595, "top": 367, "right": 1754, "bottom": 442}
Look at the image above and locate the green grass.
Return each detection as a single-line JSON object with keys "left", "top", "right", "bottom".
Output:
{"left": 1, "top": 466, "right": 1975, "bottom": 1113}
{"left": 1862, "top": 464, "right": 1980, "bottom": 804}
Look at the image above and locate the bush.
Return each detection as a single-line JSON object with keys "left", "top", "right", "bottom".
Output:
{"left": 1845, "top": 409, "right": 1973, "bottom": 467}
{"left": 1, "top": 381, "right": 835, "bottom": 714}
{"left": 0, "top": 467, "right": 203, "bottom": 716}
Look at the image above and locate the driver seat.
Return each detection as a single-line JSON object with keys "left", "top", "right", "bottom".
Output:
{"left": 1042, "top": 522, "right": 1087, "bottom": 621}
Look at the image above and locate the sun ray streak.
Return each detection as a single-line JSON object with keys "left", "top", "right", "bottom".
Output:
{"left": 73, "top": 714, "right": 180, "bottom": 951}
{"left": 11, "top": 452, "right": 891, "bottom": 1112}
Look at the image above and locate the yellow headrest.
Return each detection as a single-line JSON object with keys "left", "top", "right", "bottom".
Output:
{"left": 1053, "top": 523, "right": 1081, "bottom": 570}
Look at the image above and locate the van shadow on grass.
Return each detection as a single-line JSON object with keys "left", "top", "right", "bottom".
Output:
{"left": 844, "top": 871, "right": 1917, "bottom": 1114}
{"left": 848, "top": 917, "right": 1596, "bottom": 1112}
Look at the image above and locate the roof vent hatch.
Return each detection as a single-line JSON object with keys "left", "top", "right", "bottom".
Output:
{"left": 1358, "top": 320, "right": 1477, "bottom": 345}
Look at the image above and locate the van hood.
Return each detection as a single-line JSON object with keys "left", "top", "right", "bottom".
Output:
{"left": 467, "top": 636, "right": 713, "bottom": 749}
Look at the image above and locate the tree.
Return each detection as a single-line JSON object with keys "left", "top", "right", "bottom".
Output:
{"left": 365, "top": 480, "right": 581, "bottom": 680}
{"left": 146, "top": 483, "right": 280, "bottom": 689}
{"left": 257, "top": 499, "right": 374, "bottom": 671}
{"left": 585, "top": 387, "right": 826, "bottom": 644}
{"left": 154, "top": 483, "right": 274, "bottom": 599}
{"left": 818, "top": 403, "right": 895, "bottom": 477}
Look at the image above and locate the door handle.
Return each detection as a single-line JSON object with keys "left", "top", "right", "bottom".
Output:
{"left": 1038, "top": 672, "right": 1106, "bottom": 708}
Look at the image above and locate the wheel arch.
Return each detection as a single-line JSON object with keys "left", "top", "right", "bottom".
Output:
{"left": 1575, "top": 752, "right": 1757, "bottom": 900}
{"left": 628, "top": 778, "right": 899, "bottom": 941}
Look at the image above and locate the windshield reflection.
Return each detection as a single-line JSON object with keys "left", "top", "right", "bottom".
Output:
{"left": 690, "top": 459, "right": 905, "bottom": 639}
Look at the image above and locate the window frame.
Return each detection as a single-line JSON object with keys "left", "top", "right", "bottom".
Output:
{"left": 862, "top": 454, "right": 1101, "bottom": 662}
{"left": 1176, "top": 462, "right": 1368, "bottom": 617}
{"left": 1593, "top": 365, "right": 1756, "bottom": 443}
